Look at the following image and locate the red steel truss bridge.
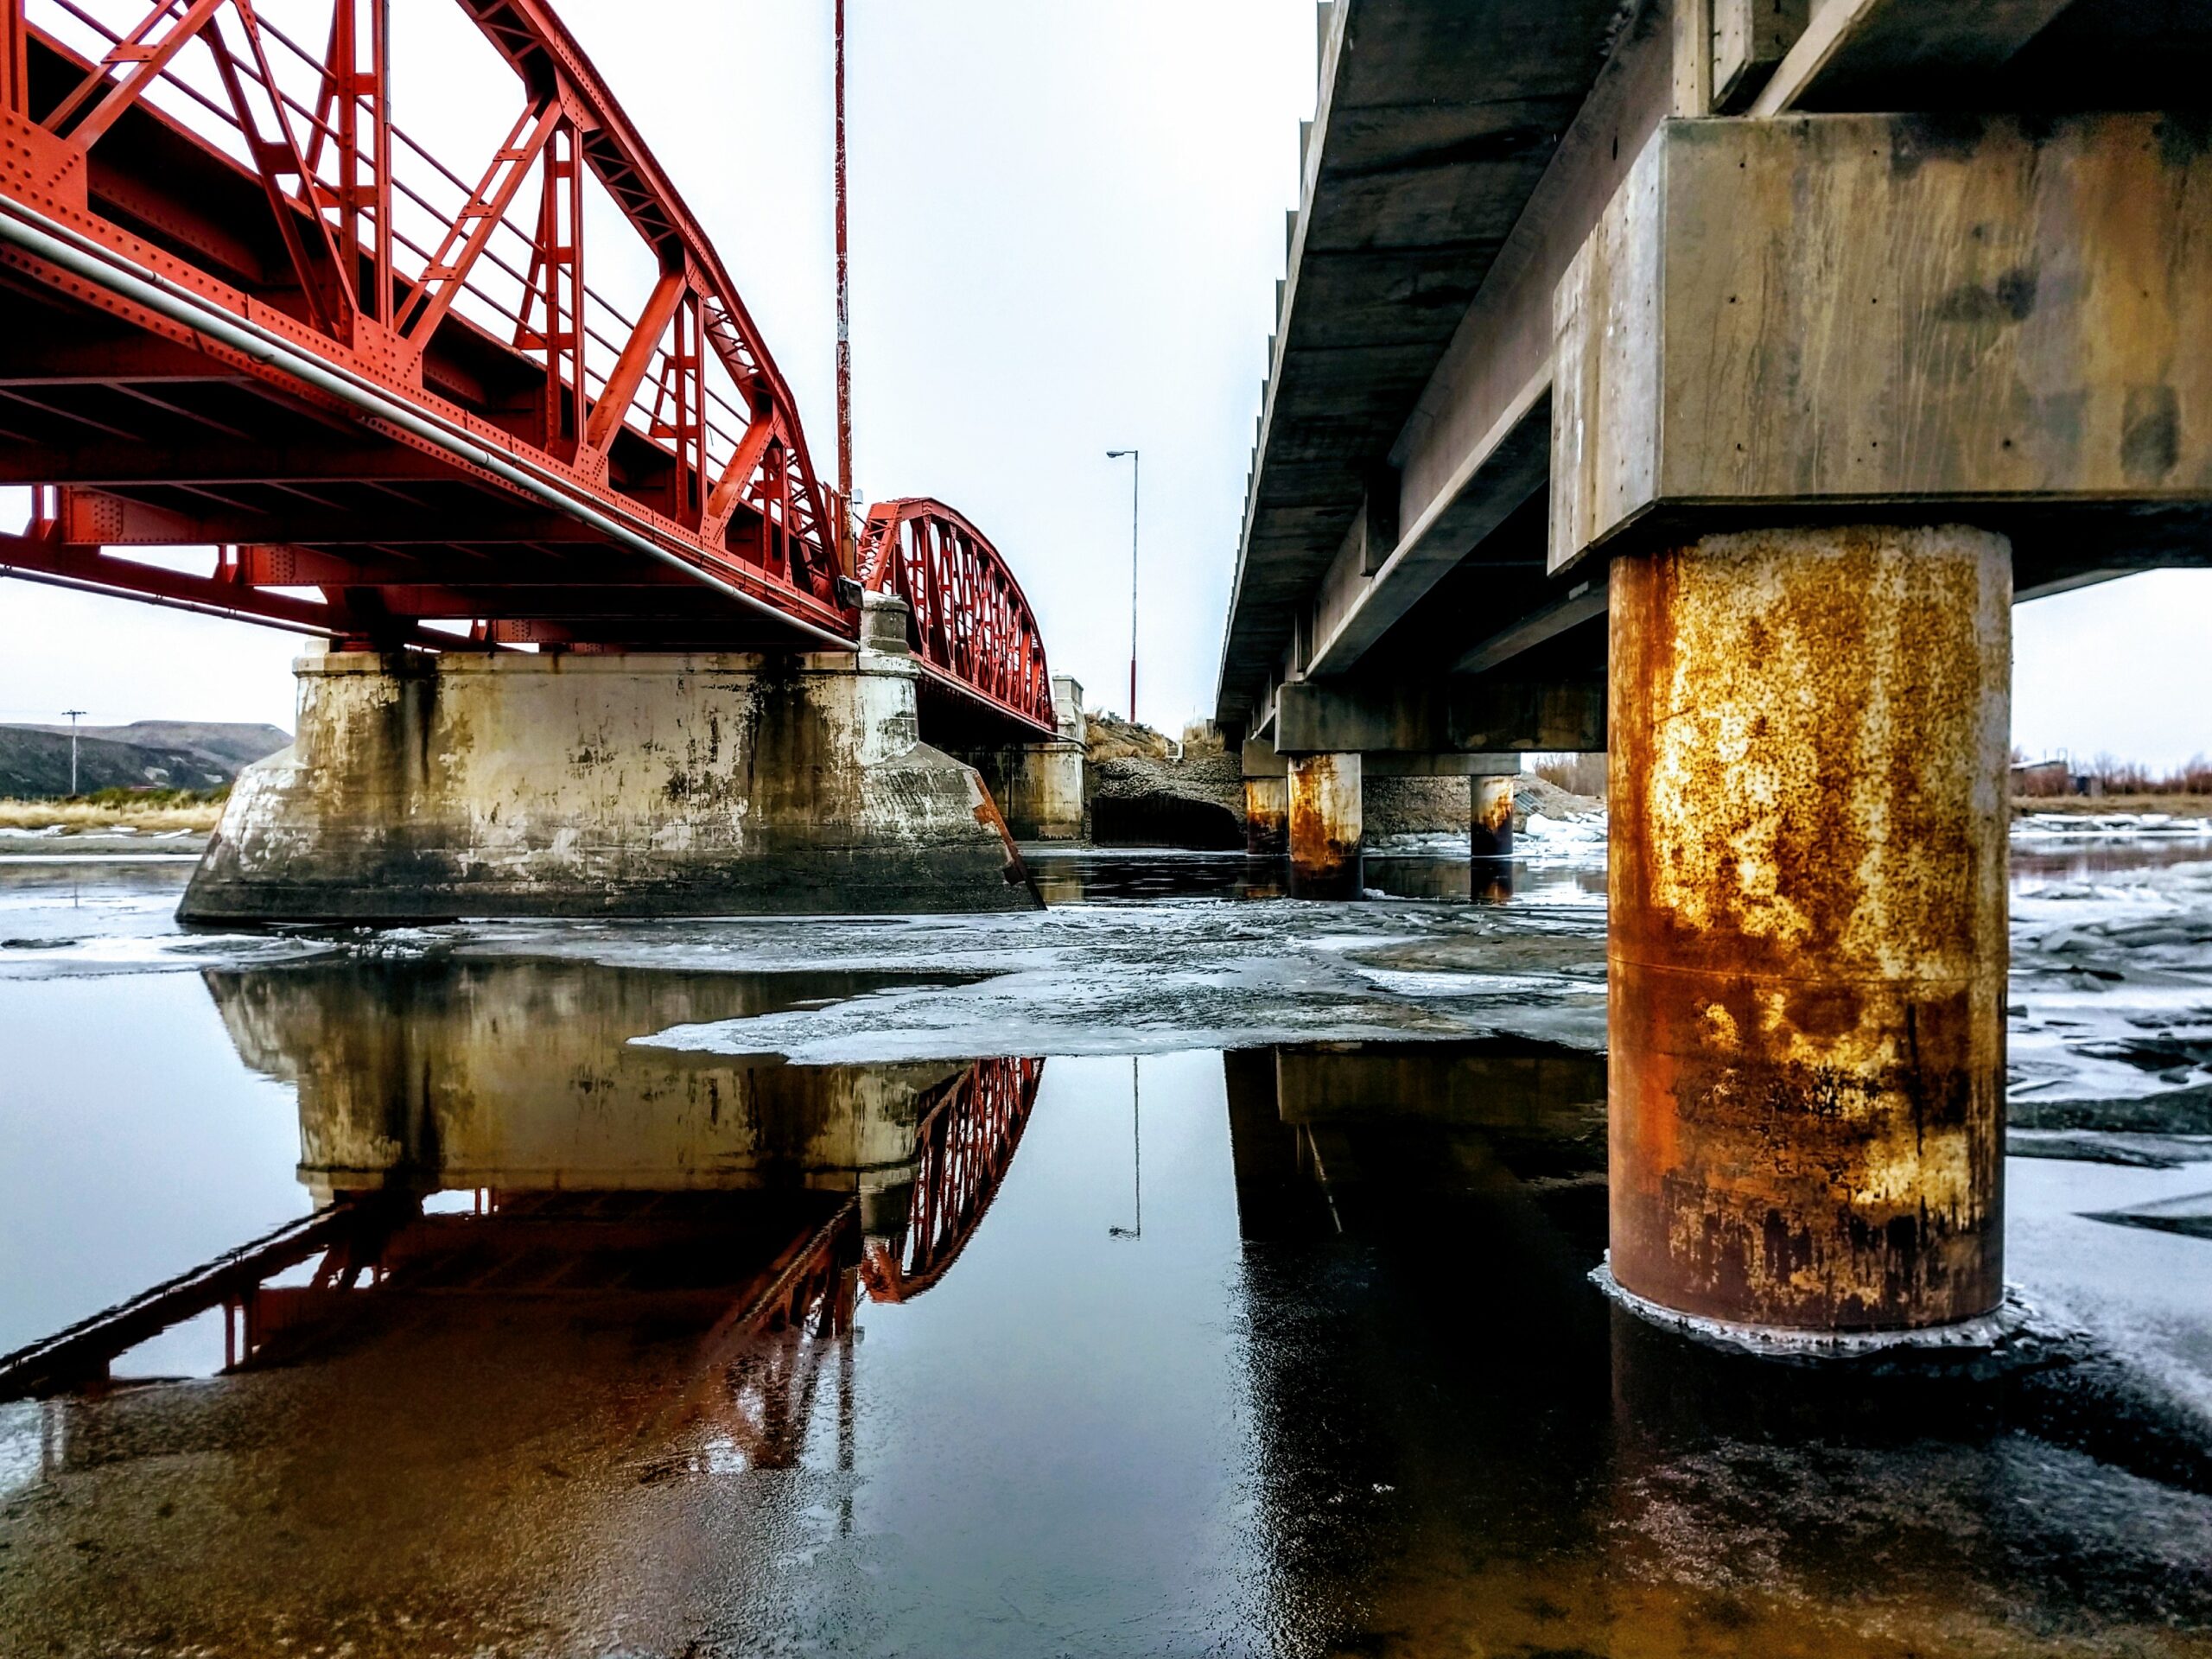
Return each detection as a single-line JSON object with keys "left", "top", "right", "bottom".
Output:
{"left": 0, "top": 0, "right": 1056, "bottom": 739}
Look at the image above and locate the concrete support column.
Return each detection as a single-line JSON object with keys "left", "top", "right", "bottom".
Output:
{"left": 1287, "top": 752, "right": 1362, "bottom": 899}
{"left": 963, "top": 744, "right": 1085, "bottom": 841}
{"left": 1244, "top": 778, "right": 1289, "bottom": 856}
{"left": 1471, "top": 773, "right": 1515, "bottom": 860}
{"left": 1606, "top": 524, "right": 2011, "bottom": 1338}
{"left": 1242, "top": 735, "right": 1290, "bottom": 857}
{"left": 953, "top": 674, "right": 1086, "bottom": 841}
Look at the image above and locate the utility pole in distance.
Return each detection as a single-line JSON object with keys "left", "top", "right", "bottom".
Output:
{"left": 1106, "top": 449, "right": 1139, "bottom": 724}
{"left": 62, "top": 709, "right": 86, "bottom": 798}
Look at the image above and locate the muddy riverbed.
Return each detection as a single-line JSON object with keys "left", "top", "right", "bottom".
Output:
{"left": 1, "top": 830, "right": 2209, "bottom": 1656}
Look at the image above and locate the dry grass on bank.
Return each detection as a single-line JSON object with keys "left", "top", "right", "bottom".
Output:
{"left": 2012, "top": 793, "right": 2212, "bottom": 819}
{"left": 2015, "top": 753, "right": 2212, "bottom": 798}
{"left": 1531, "top": 753, "right": 1607, "bottom": 798}
{"left": 0, "top": 791, "right": 226, "bottom": 833}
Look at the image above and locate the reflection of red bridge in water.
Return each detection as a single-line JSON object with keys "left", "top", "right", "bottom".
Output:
{"left": 0, "top": 0, "right": 1053, "bottom": 738}
{"left": 0, "top": 1056, "right": 1049, "bottom": 1448}
{"left": 863, "top": 1053, "right": 1044, "bottom": 1304}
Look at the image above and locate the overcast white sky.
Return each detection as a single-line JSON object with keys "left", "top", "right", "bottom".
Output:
{"left": 1, "top": 0, "right": 2207, "bottom": 767}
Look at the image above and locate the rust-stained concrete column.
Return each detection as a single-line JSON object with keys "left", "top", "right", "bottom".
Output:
{"left": 1605, "top": 524, "right": 2011, "bottom": 1340}
{"left": 1245, "top": 779, "right": 1288, "bottom": 856}
{"left": 1471, "top": 773, "right": 1515, "bottom": 860}
{"left": 1287, "top": 752, "right": 1362, "bottom": 899}
{"left": 1242, "top": 735, "right": 1290, "bottom": 856}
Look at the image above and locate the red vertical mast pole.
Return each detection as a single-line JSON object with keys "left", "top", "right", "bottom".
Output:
{"left": 834, "top": 0, "right": 855, "bottom": 576}
{"left": 2, "top": 0, "right": 25, "bottom": 118}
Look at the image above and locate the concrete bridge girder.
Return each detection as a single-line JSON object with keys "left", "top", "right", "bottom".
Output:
{"left": 1273, "top": 678, "right": 1604, "bottom": 758}
{"left": 1552, "top": 111, "right": 2212, "bottom": 579}
{"left": 1255, "top": 105, "right": 2212, "bottom": 726}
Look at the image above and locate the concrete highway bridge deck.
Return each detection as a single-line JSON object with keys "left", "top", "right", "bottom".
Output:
{"left": 1218, "top": 1, "right": 2212, "bottom": 1347}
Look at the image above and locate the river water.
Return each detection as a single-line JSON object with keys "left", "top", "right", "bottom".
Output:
{"left": 1, "top": 839, "right": 2209, "bottom": 1657}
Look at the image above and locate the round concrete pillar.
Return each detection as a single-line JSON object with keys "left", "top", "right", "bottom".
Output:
{"left": 1471, "top": 773, "right": 1516, "bottom": 860}
{"left": 1287, "top": 753, "right": 1363, "bottom": 899}
{"left": 1244, "top": 776, "right": 1289, "bottom": 856}
{"left": 1606, "top": 524, "right": 2010, "bottom": 1336}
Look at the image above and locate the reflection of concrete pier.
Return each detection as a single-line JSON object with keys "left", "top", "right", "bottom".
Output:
{"left": 0, "top": 955, "right": 1050, "bottom": 1649}
{"left": 208, "top": 958, "right": 979, "bottom": 1205}
{"left": 5, "top": 961, "right": 1044, "bottom": 1406}
{"left": 1224, "top": 1040, "right": 1607, "bottom": 1237}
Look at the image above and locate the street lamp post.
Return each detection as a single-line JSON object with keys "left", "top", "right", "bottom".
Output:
{"left": 1106, "top": 448, "right": 1138, "bottom": 724}
{"left": 1109, "top": 1055, "right": 1141, "bottom": 1240}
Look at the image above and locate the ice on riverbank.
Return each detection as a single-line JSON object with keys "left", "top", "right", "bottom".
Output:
{"left": 1369, "top": 808, "right": 1610, "bottom": 862}
{"left": 2015, "top": 811, "right": 2212, "bottom": 842}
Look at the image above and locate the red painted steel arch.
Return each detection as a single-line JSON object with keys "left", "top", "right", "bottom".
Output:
{"left": 0, "top": 0, "right": 1051, "bottom": 734}
{"left": 857, "top": 498, "right": 1057, "bottom": 734}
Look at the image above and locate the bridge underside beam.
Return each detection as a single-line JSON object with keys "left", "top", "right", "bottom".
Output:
{"left": 1552, "top": 111, "right": 2212, "bottom": 578}
{"left": 1222, "top": 9, "right": 2212, "bottom": 739}
{"left": 1274, "top": 676, "right": 1603, "bottom": 757}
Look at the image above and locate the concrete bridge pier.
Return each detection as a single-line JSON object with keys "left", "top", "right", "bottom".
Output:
{"left": 956, "top": 675, "right": 1088, "bottom": 842}
{"left": 1287, "top": 751, "right": 1363, "bottom": 899}
{"left": 1241, "top": 738, "right": 1289, "bottom": 857}
{"left": 181, "top": 593, "right": 1040, "bottom": 921}
{"left": 1471, "top": 774, "right": 1515, "bottom": 861}
{"left": 1245, "top": 779, "right": 1290, "bottom": 858}
{"left": 1605, "top": 524, "right": 2012, "bottom": 1341}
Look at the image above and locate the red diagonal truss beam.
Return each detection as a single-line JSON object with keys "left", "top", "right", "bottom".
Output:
{"left": 861, "top": 1057, "right": 1046, "bottom": 1304}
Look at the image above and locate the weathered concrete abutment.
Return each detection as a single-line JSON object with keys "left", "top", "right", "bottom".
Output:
{"left": 182, "top": 595, "right": 1038, "bottom": 921}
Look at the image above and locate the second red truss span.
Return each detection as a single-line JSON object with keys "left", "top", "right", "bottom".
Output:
{"left": 858, "top": 499, "right": 1057, "bottom": 734}
{"left": 0, "top": 0, "right": 1054, "bottom": 740}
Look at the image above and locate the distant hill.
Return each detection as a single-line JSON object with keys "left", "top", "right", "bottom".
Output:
{"left": 0, "top": 721, "right": 291, "bottom": 798}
